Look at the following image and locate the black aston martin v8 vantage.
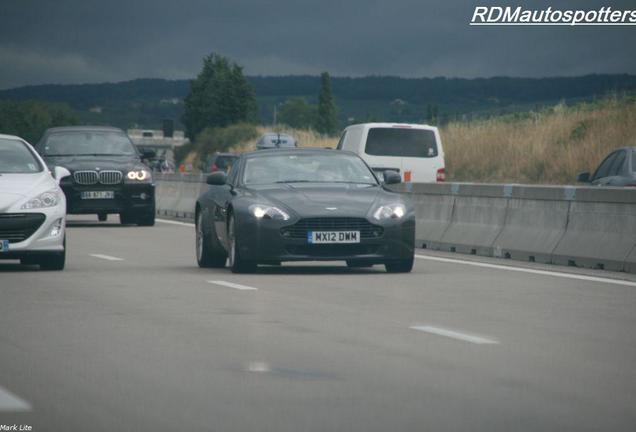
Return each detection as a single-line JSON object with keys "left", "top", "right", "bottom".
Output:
{"left": 195, "top": 148, "right": 415, "bottom": 273}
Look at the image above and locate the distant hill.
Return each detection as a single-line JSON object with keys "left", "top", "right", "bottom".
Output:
{"left": 1, "top": 74, "right": 635, "bottom": 130}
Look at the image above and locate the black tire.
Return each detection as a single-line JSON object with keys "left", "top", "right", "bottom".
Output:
{"left": 39, "top": 238, "right": 66, "bottom": 271}
{"left": 346, "top": 260, "right": 373, "bottom": 268}
{"left": 384, "top": 257, "right": 414, "bottom": 273}
{"left": 97, "top": 213, "right": 108, "bottom": 222}
{"left": 228, "top": 213, "right": 256, "bottom": 273}
{"left": 196, "top": 210, "right": 227, "bottom": 268}
{"left": 119, "top": 212, "right": 135, "bottom": 225}
{"left": 137, "top": 212, "right": 155, "bottom": 227}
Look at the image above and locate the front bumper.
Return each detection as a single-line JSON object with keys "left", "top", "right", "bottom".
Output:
{"left": 236, "top": 216, "right": 415, "bottom": 263}
{"left": 0, "top": 206, "right": 66, "bottom": 259}
{"left": 61, "top": 181, "right": 155, "bottom": 214}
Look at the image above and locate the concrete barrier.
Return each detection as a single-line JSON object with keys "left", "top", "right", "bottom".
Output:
{"left": 493, "top": 186, "right": 570, "bottom": 264}
{"left": 155, "top": 174, "right": 205, "bottom": 219}
{"left": 156, "top": 176, "right": 636, "bottom": 273}
{"left": 438, "top": 191, "right": 508, "bottom": 256}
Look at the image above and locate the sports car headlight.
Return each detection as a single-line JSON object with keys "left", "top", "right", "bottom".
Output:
{"left": 249, "top": 204, "right": 290, "bottom": 221}
{"left": 126, "top": 169, "right": 152, "bottom": 182}
{"left": 21, "top": 190, "right": 61, "bottom": 209}
{"left": 373, "top": 203, "right": 406, "bottom": 220}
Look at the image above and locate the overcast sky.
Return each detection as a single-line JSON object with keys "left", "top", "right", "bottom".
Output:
{"left": 1, "top": 0, "right": 635, "bottom": 89}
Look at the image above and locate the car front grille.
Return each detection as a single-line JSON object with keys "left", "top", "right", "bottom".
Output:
{"left": 285, "top": 244, "right": 380, "bottom": 256}
{"left": 0, "top": 213, "right": 46, "bottom": 243}
{"left": 73, "top": 170, "right": 123, "bottom": 185}
{"left": 99, "top": 170, "right": 123, "bottom": 185}
{"left": 281, "top": 217, "right": 383, "bottom": 239}
{"left": 74, "top": 170, "right": 99, "bottom": 185}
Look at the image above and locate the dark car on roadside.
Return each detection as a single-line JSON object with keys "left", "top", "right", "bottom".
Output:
{"left": 577, "top": 147, "right": 636, "bottom": 187}
{"left": 204, "top": 153, "right": 239, "bottom": 173}
{"left": 35, "top": 126, "right": 156, "bottom": 225}
{"left": 194, "top": 148, "right": 415, "bottom": 273}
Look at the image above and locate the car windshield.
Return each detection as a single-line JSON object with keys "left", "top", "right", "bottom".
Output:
{"left": 41, "top": 131, "right": 137, "bottom": 156}
{"left": 0, "top": 138, "right": 43, "bottom": 173}
{"left": 243, "top": 153, "right": 377, "bottom": 185}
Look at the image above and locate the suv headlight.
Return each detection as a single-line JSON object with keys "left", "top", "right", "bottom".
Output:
{"left": 372, "top": 203, "right": 406, "bottom": 220}
{"left": 21, "top": 190, "right": 61, "bottom": 209}
{"left": 249, "top": 204, "right": 290, "bottom": 221}
{"left": 126, "top": 168, "right": 152, "bottom": 183}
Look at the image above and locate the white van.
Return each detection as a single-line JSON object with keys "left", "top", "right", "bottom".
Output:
{"left": 336, "top": 123, "right": 445, "bottom": 183}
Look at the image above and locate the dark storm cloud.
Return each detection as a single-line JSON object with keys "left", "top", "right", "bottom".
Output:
{"left": 1, "top": 0, "right": 635, "bottom": 89}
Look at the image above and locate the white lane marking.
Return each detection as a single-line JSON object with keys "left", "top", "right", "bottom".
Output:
{"left": 415, "top": 254, "right": 636, "bottom": 287}
{"left": 0, "top": 386, "right": 32, "bottom": 412}
{"left": 207, "top": 280, "right": 258, "bottom": 291}
{"left": 156, "top": 218, "right": 195, "bottom": 227}
{"left": 89, "top": 254, "right": 124, "bottom": 262}
{"left": 247, "top": 362, "right": 271, "bottom": 373}
{"left": 410, "top": 325, "right": 499, "bottom": 344}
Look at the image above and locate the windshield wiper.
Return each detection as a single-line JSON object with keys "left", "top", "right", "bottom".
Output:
{"left": 275, "top": 180, "right": 314, "bottom": 183}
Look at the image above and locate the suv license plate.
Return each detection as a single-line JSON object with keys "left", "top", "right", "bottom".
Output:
{"left": 81, "top": 191, "right": 115, "bottom": 199}
{"left": 307, "top": 231, "right": 360, "bottom": 244}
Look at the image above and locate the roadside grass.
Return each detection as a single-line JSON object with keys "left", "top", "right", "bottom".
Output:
{"left": 188, "top": 95, "right": 635, "bottom": 184}
{"left": 442, "top": 95, "right": 636, "bottom": 184}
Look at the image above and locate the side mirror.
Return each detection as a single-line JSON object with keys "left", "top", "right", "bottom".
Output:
{"left": 53, "top": 166, "right": 71, "bottom": 184}
{"left": 383, "top": 170, "right": 401, "bottom": 185}
{"left": 577, "top": 172, "right": 591, "bottom": 183}
{"left": 207, "top": 172, "right": 227, "bottom": 186}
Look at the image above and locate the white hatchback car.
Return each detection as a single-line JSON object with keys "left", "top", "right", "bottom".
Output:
{"left": 0, "top": 134, "right": 70, "bottom": 270}
{"left": 337, "top": 123, "right": 445, "bottom": 183}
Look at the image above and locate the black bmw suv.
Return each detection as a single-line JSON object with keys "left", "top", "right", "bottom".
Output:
{"left": 36, "top": 126, "right": 156, "bottom": 226}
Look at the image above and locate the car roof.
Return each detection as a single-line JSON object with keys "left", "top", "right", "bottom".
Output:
{"left": 260, "top": 132, "right": 294, "bottom": 138}
{"left": 0, "top": 133, "right": 26, "bottom": 141}
{"left": 44, "top": 126, "right": 126, "bottom": 134}
{"left": 243, "top": 147, "right": 350, "bottom": 158}
{"left": 346, "top": 122, "right": 437, "bottom": 130}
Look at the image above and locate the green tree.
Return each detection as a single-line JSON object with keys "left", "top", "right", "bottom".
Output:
{"left": 278, "top": 97, "right": 316, "bottom": 129}
{"left": 182, "top": 53, "right": 256, "bottom": 140}
{"left": 314, "top": 72, "right": 338, "bottom": 135}
{"left": 0, "top": 100, "right": 78, "bottom": 143}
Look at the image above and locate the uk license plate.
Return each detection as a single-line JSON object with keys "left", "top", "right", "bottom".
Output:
{"left": 81, "top": 191, "right": 115, "bottom": 199}
{"left": 307, "top": 231, "right": 360, "bottom": 244}
{"left": 0, "top": 240, "right": 9, "bottom": 252}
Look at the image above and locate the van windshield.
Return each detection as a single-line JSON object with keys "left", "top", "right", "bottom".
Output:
{"left": 365, "top": 128, "right": 438, "bottom": 158}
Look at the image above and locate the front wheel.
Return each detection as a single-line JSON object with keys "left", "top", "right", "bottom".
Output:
{"left": 196, "top": 210, "right": 227, "bottom": 268}
{"left": 38, "top": 238, "right": 66, "bottom": 271}
{"left": 136, "top": 211, "right": 155, "bottom": 227}
{"left": 384, "top": 257, "right": 414, "bottom": 273}
{"left": 228, "top": 214, "right": 256, "bottom": 273}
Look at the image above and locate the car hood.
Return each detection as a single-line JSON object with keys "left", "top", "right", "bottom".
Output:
{"left": 42, "top": 155, "right": 142, "bottom": 173}
{"left": 248, "top": 183, "right": 385, "bottom": 217}
{"left": 0, "top": 172, "right": 54, "bottom": 212}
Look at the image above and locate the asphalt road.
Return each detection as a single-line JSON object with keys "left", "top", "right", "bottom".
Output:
{"left": 1, "top": 216, "right": 636, "bottom": 432}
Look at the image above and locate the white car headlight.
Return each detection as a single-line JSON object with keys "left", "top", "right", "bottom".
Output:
{"left": 126, "top": 168, "right": 152, "bottom": 182}
{"left": 373, "top": 203, "right": 406, "bottom": 220}
{"left": 249, "top": 204, "right": 290, "bottom": 221}
{"left": 21, "top": 190, "right": 61, "bottom": 209}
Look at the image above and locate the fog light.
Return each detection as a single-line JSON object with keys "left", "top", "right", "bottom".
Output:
{"left": 49, "top": 218, "right": 64, "bottom": 237}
